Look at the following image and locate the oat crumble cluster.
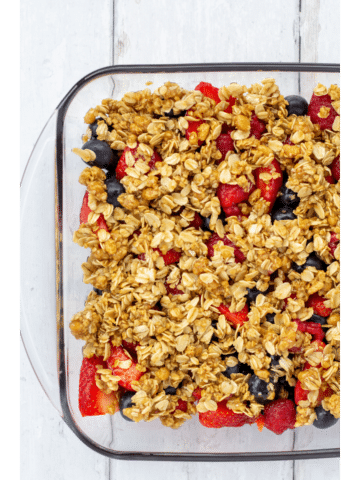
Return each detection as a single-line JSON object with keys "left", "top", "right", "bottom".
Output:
{"left": 70, "top": 79, "right": 340, "bottom": 431}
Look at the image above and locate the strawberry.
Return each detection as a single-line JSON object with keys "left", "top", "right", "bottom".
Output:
{"left": 216, "top": 133, "right": 234, "bottom": 163}
{"left": 192, "top": 387, "right": 202, "bottom": 402}
{"left": 195, "top": 82, "right": 235, "bottom": 114}
{"left": 223, "top": 204, "right": 242, "bottom": 218}
{"left": 176, "top": 399, "right": 188, "bottom": 412}
{"left": 217, "top": 180, "right": 254, "bottom": 208}
{"left": 329, "top": 232, "right": 339, "bottom": 257}
{"left": 306, "top": 293, "right": 332, "bottom": 317}
{"left": 78, "top": 356, "right": 119, "bottom": 417}
{"left": 107, "top": 345, "right": 144, "bottom": 391}
{"left": 221, "top": 124, "right": 234, "bottom": 134}
{"left": 199, "top": 399, "right": 255, "bottom": 428}
{"left": 294, "top": 318, "right": 325, "bottom": 342}
{"left": 263, "top": 399, "right": 296, "bottom": 435}
{"left": 80, "top": 191, "right": 109, "bottom": 233}
{"left": 325, "top": 175, "right": 335, "bottom": 184}
{"left": 250, "top": 112, "right": 267, "bottom": 139}
{"left": 294, "top": 380, "right": 308, "bottom": 405}
{"left": 195, "top": 82, "right": 220, "bottom": 104}
{"left": 330, "top": 155, "right": 340, "bottom": 181}
{"left": 217, "top": 303, "right": 249, "bottom": 327}
{"left": 308, "top": 93, "right": 339, "bottom": 130}
{"left": 206, "top": 232, "right": 246, "bottom": 263}
{"left": 254, "top": 159, "right": 283, "bottom": 210}
{"left": 185, "top": 115, "right": 205, "bottom": 146}
{"left": 189, "top": 212, "right": 203, "bottom": 229}
{"left": 115, "top": 144, "right": 161, "bottom": 179}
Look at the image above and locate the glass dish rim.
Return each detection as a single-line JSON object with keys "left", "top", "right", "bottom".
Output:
{"left": 54, "top": 62, "right": 340, "bottom": 461}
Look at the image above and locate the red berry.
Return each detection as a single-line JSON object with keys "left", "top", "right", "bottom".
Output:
{"left": 116, "top": 144, "right": 161, "bottom": 179}
{"left": 325, "top": 175, "right": 335, "bottom": 184}
{"left": 306, "top": 293, "right": 332, "bottom": 317}
{"left": 195, "top": 82, "right": 220, "bottom": 103}
{"left": 221, "top": 124, "right": 234, "bottom": 134}
{"left": 283, "top": 293, "right": 296, "bottom": 310}
{"left": 217, "top": 303, "right": 249, "bottom": 327}
{"left": 176, "top": 399, "right": 188, "bottom": 412}
{"left": 295, "top": 380, "right": 308, "bottom": 405}
{"left": 223, "top": 204, "right": 242, "bottom": 217}
{"left": 206, "top": 232, "right": 246, "bottom": 263}
{"left": 216, "top": 133, "right": 234, "bottom": 163}
{"left": 159, "top": 248, "right": 181, "bottom": 266}
{"left": 217, "top": 180, "right": 254, "bottom": 208}
{"left": 254, "top": 159, "right": 283, "bottom": 209}
{"left": 107, "top": 345, "right": 144, "bottom": 391}
{"left": 328, "top": 232, "right": 339, "bottom": 257}
{"left": 330, "top": 155, "right": 340, "bottom": 181}
{"left": 80, "top": 191, "right": 109, "bottom": 234}
{"left": 165, "top": 281, "right": 184, "bottom": 296}
{"left": 189, "top": 212, "right": 203, "bottom": 229}
{"left": 192, "top": 387, "right": 202, "bottom": 402}
{"left": 185, "top": 116, "right": 205, "bottom": 146}
{"left": 250, "top": 112, "right": 266, "bottom": 139}
{"left": 308, "top": 93, "right": 338, "bottom": 130}
{"left": 263, "top": 399, "right": 296, "bottom": 435}
{"left": 79, "top": 356, "right": 119, "bottom": 417}
{"left": 199, "top": 399, "right": 255, "bottom": 428}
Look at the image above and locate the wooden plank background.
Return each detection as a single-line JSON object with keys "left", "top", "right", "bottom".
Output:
{"left": 20, "top": 1, "right": 340, "bottom": 478}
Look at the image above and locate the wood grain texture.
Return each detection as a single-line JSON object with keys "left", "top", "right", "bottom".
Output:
{"left": 21, "top": 1, "right": 340, "bottom": 479}
{"left": 20, "top": 0, "right": 113, "bottom": 179}
{"left": 113, "top": 0, "right": 300, "bottom": 65}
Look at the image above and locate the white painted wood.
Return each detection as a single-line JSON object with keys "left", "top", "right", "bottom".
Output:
{"left": 20, "top": 0, "right": 114, "bottom": 180}
{"left": 21, "top": 0, "right": 340, "bottom": 479}
{"left": 300, "top": 0, "right": 340, "bottom": 63}
{"left": 114, "top": 0, "right": 300, "bottom": 65}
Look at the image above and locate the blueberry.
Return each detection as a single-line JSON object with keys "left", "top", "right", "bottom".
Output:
{"left": 81, "top": 139, "right": 117, "bottom": 170}
{"left": 278, "top": 376, "right": 295, "bottom": 402}
{"left": 248, "top": 375, "right": 273, "bottom": 403}
{"left": 247, "top": 286, "right": 269, "bottom": 305}
{"left": 279, "top": 184, "right": 300, "bottom": 208}
{"left": 202, "top": 210, "right": 226, "bottom": 232}
{"left": 211, "top": 319, "right": 218, "bottom": 339}
{"left": 291, "top": 252, "right": 327, "bottom": 274}
{"left": 89, "top": 121, "right": 99, "bottom": 138}
{"left": 222, "top": 356, "right": 252, "bottom": 378}
{"left": 119, "top": 391, "right": 136, "bottom": 422}
{"left": 266, "top": 313, "right": 276, "bottom": 324}
{"left": 309, "top": 313, "right": 327, "bottom": 325}
{"left": 164, "top": 108, "right": 186, "bottom": 118}
{"left": 93, "top": 288, "right": 103, "bottom": 296}
{"left": 105, "top": 176, "right": 125, "bottom": 208}
{"left": 164, "top": 386, "right": 177, "bottom": 395}
{"left": 270, "top": 355, "right": 281, "bottom": 369}
{"left": 271, "top": 198, "right": 297, "bottom": 223}
{"left": 313, "top": 406, "right": 339, "bottom": 429}
{"left": 285, "top": 95, "right": 309, "bottom": 117}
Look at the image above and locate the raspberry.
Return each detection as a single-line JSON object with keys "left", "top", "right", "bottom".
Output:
{"left": 250, "top": 112, "right": 266, "bottom": 139}
{"left": 206, "top": 233, "right": 246, "bottom": 263}
{"left": 263, "top": 399, "right": 296, "bottom": 435}
{"left": 329, "top": 232, "right": 339, "bottom": 257}
{"left": 189, "top": 212, "right": 203, "bottom": 229}
{"left": 306, "top": 293, "right": 332, "bottom": 317}
{"left": 215, "top": 133, "right": 234, "bottom": 163}
{"left": 308, "top": 93, "right": 338, "bottom": 130}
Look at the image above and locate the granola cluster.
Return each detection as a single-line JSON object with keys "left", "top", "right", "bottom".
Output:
{"left": 70, "top": 79, "right": 340, "bottom": 429}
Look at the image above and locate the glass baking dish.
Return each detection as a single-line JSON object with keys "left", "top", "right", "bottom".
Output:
{"left": 21, "top": 63, "right": 340, "bottom": 461}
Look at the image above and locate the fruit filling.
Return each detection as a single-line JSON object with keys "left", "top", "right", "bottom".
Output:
{"left": 71, "top": 80, "right": 340, "bottom": 432}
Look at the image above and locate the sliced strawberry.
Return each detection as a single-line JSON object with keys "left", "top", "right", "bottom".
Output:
{"left": 263, "top": 399, "right": 296, "bottom": 435}
{"left": 306, "top": 293, "right": 332, "bottom": 317}
{"left": 254, "top": 159, "right": 283, "bottom": 209}
{"left": 216, "top": 133, "right": 234, "bottom": 163}
{"left": 250, "top": 112, "right": 267, "bottom": 139}
{"left": 330, "top": 155, "right": 340, "bottom": 181}
{"left": 79, "top": 356, "right": 119, "bottom": 417}
{"left": 192, "top": 387, "right": 202, "bottom": 402}
{"left": 223, "top": 204, "right": 242, "bottom": 217}
{"left": 115, "top": 144, "right": 161, "bottom": 179}
{"left": 329, "top": 232, "right": 339, "bottom": 257}
{"left": 189, "top": 212, "right": 203, "bottom": 229}
{"left": 325, "top": 175, "right": 335, "bottom": 184}
{"left": 80, "top": 191, "right": 109, "bottom": 233}
{"left": 218, "top": 303, "right": 249, "bottom": 327}
{"left": 308, "top": 93, "right": 338, "bottom": 130}
{"left": 206, "top": 232, "right": 246, "bottom": 263}
{"left": 294, "top": 380, "right": 308, "bottom": 405}
{"left": 199, "top": 399, "right": 255, "bottom": 428}
{"left": 185, "top": 114, "right": 205, "bottom": 146}
{"left": 195, "top": 82, "right": 220, "bottom": 103}
{"left": 107, "top": 345, "right": 144, "bottom": 391}
{"left": 176, "top": 399, "right": 188, "bottom": 412}
{"left": 217, "top": 180, "right": 254, "bottom": 208}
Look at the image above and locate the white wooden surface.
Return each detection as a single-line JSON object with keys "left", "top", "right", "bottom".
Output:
{"left": 20, "top": 1, "right": 340, "bottom": 478}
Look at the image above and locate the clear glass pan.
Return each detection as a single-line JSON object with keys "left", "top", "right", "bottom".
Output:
{"left": 21, "top": 63, "right": 340, "bottom": 461}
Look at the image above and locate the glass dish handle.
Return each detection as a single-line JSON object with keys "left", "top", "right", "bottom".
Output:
{"left": 21, "top": 110, "right": 62, "bottom": 415}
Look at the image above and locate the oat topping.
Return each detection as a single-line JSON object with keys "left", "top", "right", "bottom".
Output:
{"left": 71, "top": 80, "right": 340, "bottom": 430}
